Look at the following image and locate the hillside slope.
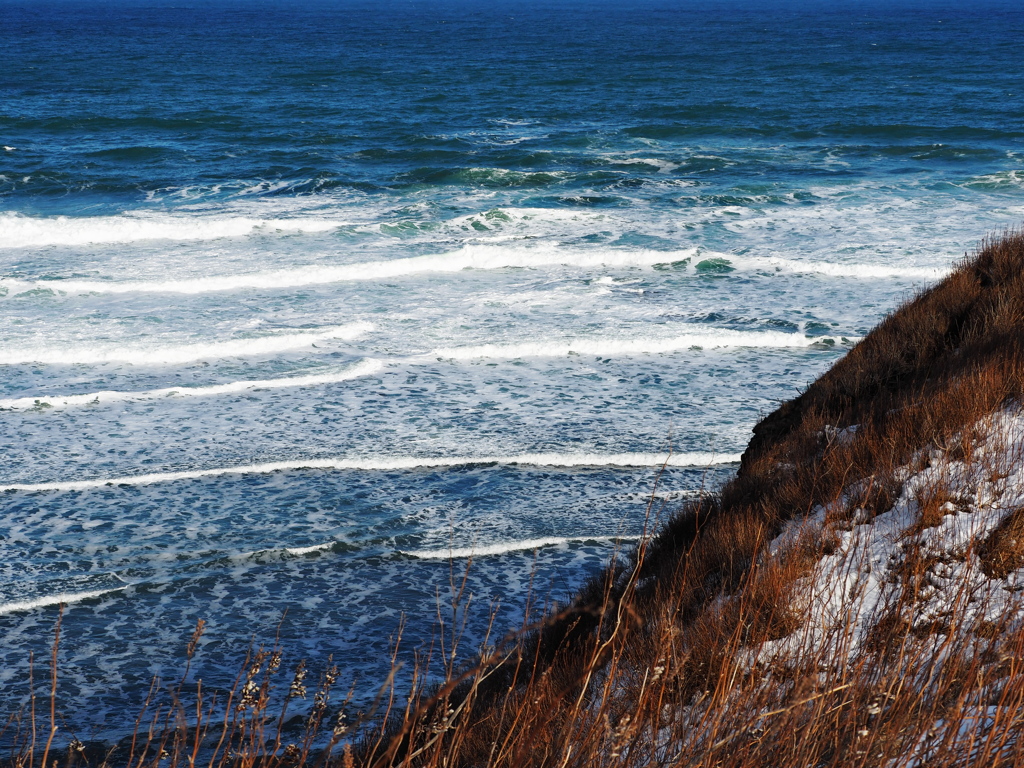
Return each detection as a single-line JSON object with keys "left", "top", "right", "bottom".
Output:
{"left": 353, "top": 232, "right": 1024, "bottom": 768}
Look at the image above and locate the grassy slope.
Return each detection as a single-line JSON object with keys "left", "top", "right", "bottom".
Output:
{"left": 354, "top": 231, "right": 1024, "bottom": 767}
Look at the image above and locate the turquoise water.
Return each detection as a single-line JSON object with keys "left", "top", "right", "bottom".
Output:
{"left": 2, "top": 0, "right": 1024, "bottom": 737}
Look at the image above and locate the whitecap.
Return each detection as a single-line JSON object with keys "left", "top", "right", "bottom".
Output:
{"left": 0, "top": 586, "right": 126, "bottom": 616}
{"left": 283, "top": 541, "right": 340, "bottom": 556}
{"left": 428, "top": 328, "right": 855, "bottom": 360}
{"left": 0, "top": 211, "right": 351, "bottom": 248}
{"left": 728, "top": 254, "right": 947, "bottom": 279}
{"left": 0, "top": 322, "right": 371, "bottom": 366}
{"left": 606, "top": 157, "right": 680, "bottom": 173}
{"left": 400, "top": 535, "right": 641, "bottom": 559}
{"left": 0, "top": 358, "right": 383, "bottom": 410}
{"left": 0, "top": 452, "right": 741, "bottom": 493}
{"left": 0, "top": 245, "right": 701, "bottom": 296}
{"left": 0, "top": 240, "right": 943, "bottom": 297}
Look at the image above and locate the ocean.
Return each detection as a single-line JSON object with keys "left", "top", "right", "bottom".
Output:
{"left": 2, "top": 0, "right": 1023, "bottom": 738}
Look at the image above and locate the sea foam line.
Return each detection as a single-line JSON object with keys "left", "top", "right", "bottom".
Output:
{"left": 0, "top": 358, "right": 383, "bottom": 410}
{"left": 0, "top": 245, "right": 703, "bottom": 296}
{"left": 0, "top": 322, "right": 371, "bottom": 366}
{"left": 731, "top": 254, "right": 948, "bottom": 280}
{"left": 0, "top": 245, "right": 947, "bottom": 297}
{"left": 0, "top": 586, "right": 126, "bottom": 616}
{"left": 401, "top": 535, "right": 642, "bottom": 560}
{"left": 285, "top": 542, "right": 341, "bottom": 556}
{"left": 0, "top": 327, "right": 848, "bottom": 409}
{"left": 0, "top": 211, "right": 351, "bottom": 248}
{"left": 428, "top": 328, "right": 855, "bottom": 360}
{"left": 0, "top": 452, "right": 742, "bottom": 493}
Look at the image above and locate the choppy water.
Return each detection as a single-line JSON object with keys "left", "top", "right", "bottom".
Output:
{"left": 2, "top": 0, "right": 1024, "bottom": 739}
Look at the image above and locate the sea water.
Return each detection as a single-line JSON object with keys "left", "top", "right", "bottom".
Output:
{"left": 2, "top": 0, "right": 1024, "bottom": 738}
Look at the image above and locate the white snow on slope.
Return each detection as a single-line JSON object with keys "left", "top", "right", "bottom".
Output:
{"left": 762, "top": 407, "right": 1024, "bottom": 663}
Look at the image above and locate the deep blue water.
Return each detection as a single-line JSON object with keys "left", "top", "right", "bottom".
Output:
{"left": 2, "top": 0, "right": 1024, "bottom": 740}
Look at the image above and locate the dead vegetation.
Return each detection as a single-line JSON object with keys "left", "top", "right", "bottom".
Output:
{"left": 980, "top": 507, "right": 1024, "bottom": 579}
{"left": 9, "top": 231, "right": 1024, "bottom": 766}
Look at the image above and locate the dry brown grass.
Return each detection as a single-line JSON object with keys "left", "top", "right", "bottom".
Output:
{"left": 9, "top": 230, "right": 1024, "bottom": 767}
{"left": 980, "top": 507, "right": 1024, "bottom": 579}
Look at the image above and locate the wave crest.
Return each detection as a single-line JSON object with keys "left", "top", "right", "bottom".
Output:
{"left": 0, "top": 245, "right": 703, "bottom": 296}
{"left": 400, "top": 535, "right": 641, "bottom": 560}
{"left": 0, "top": 211, "right": 351, "bottom": 248}
{"left": 0, "top": 586, "right": 126, "bottom": 616}
{"left": 729, "top": 254, "right": 947, "bottom": 279}
{"left": 0, "top": 322, "right": 371, "bottom": 366}
{"left": 1, "top": 452, "right": 741, "bottom": 493}
{"left": 1, "top": 245, "right": 943, "bottom": 299}
{"left": 429, "top": 329, "right": 855, "bottom": 360}
{"left": 0, "top": 358, "right": 382, "bottom": 410}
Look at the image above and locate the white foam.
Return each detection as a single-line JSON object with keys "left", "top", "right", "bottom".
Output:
{"left": 0, "top": 239, "right": 942, "bottom": 296}
{"left": 964, "top": 170, "right": 1024, "bottom": 189}
{"left": 0, "top": 322, "right": 371, "bottom": 366}
{"left": 0, "top": 586, "right": 126, "bottom": 616}
{"left": 0, "top": 452, "right": 741, "bottom": 493}
{"left": 284, "top": 541, "right": 339, "bottom": 556}
{"left": 606, "top": 157, "right": 680, "bottom": 173}
{"left": 0, "top": 358, "right": 383, "bottom": 410}
{"left": 729, "top": 254, "right": 947, "bottom": 280}
{"left": 0, "top": 245, "right": 701, "bottom": 295}
{"left": 429, "top": 329, "right": 853, "bottom": 360}
{"left": 0, "top": 211, "right": 351, "bottom": 248}
{"left": 451, "top": 207, "right": 607, "bottom": 226}
{"left": 0, "top": 324, "right": 847, "bottom": 407}
{"left": 401, "top": 535, "right": 641, "bottom": 560}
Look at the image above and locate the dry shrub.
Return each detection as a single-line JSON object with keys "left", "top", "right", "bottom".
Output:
{"left": 979, "top": 506, "right": 1024, "bottom": 579}
{"left": 909, "top": 483, "right": 962, "bottom": 533}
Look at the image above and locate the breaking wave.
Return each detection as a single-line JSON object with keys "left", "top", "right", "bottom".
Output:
{"left": 0, "top": 211, "right": 351, "bottom": 248}
{"left": 1, "top": 452, "right": 742, "bottom": 493}
{"left": 284, "top": 541, "right": 343, "bottom": 556}
{"left": 428, "top": 328, "right": 855, "bottom": 360}
{"left": 0, "top": 322, "right": 371, "bottom": 366}
{"left": 0, "top": 586, "right": 127, "bottom": 616}
{"left": 0, "top": 245, "right": 703, "bottom": 295}
{"left": 0, "top": 243, "right": 947, "bottom": 298}
{"left": 0, "top": 324, "right": 850, "bottom": 409}
{"left": 0, "top": 358, "right": 383, "bottom": 410}
{"left": 401, "top": 535, "right": 641, "bottom": 559}
{"left": 730, "top": 254, "right": 948, "bottom": 279}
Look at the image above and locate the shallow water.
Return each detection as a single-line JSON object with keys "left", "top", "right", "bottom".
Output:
{"left": 2, "top": 0, "right": 1024, "bottom": 738}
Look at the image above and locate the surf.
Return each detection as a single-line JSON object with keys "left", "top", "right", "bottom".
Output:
{"left": 0, "top": 358, "right": 383, "bottom": 410}
{"left": 0, "top": 211, "right": 352, "bottom": 248}
{"left": 427, "top": 329, "right": 856, "bottom": 360}
{"left": 400, "top": 535, "right": 642, "bottom": 560}
{"left": 0, "top": 452, "right": 742, "bottom": 493}
{"left": 728, "top": 254, "right": 948, "bottom": 280}
{"left": 0, "top": 244, "right": 703, "bottom": 296}
{"left": 0, "top": 326, "right": 849, "bottom": 410}
{"left": 0, "top": 586, "right": 126, "bottom": 616}
{"left": 0, "top": 322, "right": 371, "bottom": 366}
{"left": 0, "top": 244, "right": 947, "bottom": 299}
